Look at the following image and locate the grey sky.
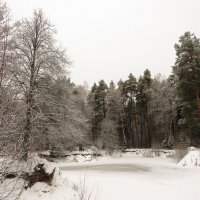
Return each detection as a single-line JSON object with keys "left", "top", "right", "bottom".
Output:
{"left": 6, "top": 0, "right": 200, "bottom": 86}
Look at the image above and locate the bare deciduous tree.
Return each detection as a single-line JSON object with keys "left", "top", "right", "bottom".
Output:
{"left": 33, "top": 76, "right": 89, "bottom": 152}
{"left": 149, "top": 74, "right": 176, "bottom": 148}
{"left": 12, "top": 9, "right": 68, "bottom": 160}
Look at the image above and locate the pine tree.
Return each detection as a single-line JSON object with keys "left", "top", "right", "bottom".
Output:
{"left": 173, "top": 32, "right": 200, "bottom": 147}
{"left": 136, "top": 69, "right": 152, "bottom": 147}
{"left": 97, "top": 80, "right": 108, "bottom": 119}
{"left": 122, "top": 73, "right": 138, "bottom": 147}
{"left": 88, "top": 80, "right": 108, "bottom": 143}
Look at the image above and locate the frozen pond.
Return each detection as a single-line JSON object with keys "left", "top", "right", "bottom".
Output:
{"left": 60, "top": 163, "right": 151, "bottom": 173}
{"left": 59, "top": 157, "right": 200, "bottom": 200}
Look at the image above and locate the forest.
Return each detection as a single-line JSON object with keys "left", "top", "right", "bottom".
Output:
{"left": 0, "top": 1, "right": 200, "bottom": 200}
{"left": 0, "top": 2, "right": 200, "bottom": 163}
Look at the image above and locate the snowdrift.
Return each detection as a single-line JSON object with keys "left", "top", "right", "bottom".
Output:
{"left": 0, "top": 156, "right": 79, "bottom": 200}
{"left": 178, "top": 147, "right": 200, "bottom": 167}
{"left": 19, "top": 157, "right": 79, "bottom": 200}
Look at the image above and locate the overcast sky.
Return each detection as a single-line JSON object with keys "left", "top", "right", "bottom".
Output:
{"left": 6, "top": 0, "right": 200, "bottom": 86}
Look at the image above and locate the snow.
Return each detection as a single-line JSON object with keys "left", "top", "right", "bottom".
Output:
{"left": 0, "top": 156, "right": 79, "bottom": 200}
{"left": 2, "top": 149, "right": 200, "bottom": 200}
{"left": 124, "top": 148, "right": 176, "bottom": 158}
{"left": 178, "top": 147, "right": 200, "bottom": 167}
{"left": 20, "top": 180, "right": 78, "bottom": 200}
{"left": 60, "top": 155, "right": 200, "bottom": 200}
{"left": 19, "top": 157, "right": 79, "bottom": 200}
{"left": 58, "top": 149, "right": 176, "bottom": 164}
{"left": 40, "top": 149, "right": 101, "bottom": 163}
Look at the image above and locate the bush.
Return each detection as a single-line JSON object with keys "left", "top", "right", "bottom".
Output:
{"left": 49, "top": 146, "right": 63, "bottom": 158}
{"left": 162, "top": 134, "right": 174, "bottom": 150}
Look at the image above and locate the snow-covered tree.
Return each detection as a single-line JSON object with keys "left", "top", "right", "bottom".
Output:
{"left": 149, "top": 74, "right": 176, "bottom": 148}
{"left": 88, "top": 80, "right": 108, "bottom": 143}
{"left": 172, "top": 32, "right": 200, "bottom": 147}
{"left": 100, "top": 118, "right": 119, "bottom": 150}
{"left": 33, "top": 76, "right": 89, "bottom": 152}
{"left": 12, "top": 9, "right": 68, "bottom": 160}
{"left": 106, "top": 81, "right": 126, "bottom": 147}
{"left": 136, "top": 69, "right": 152, "bottom": 148}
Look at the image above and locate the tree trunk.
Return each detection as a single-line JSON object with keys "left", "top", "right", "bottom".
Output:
{"left": 143, "top": 115, "right": 148, "bottom": 148}
{"left": 196, "top": 88, "right": 200, "bottom": 119}
{"left": 146, "top": 116, "right": 151, "bottom": 148}
{"left": 135, "top": 115, "right": 139, "bottom": 148}
{"left": 140, "top": 109, "right": 143, "bottom": 148}
{"left": 120, "top": 112, "right": 127, "bottom": 147}
{"left": 22, "top": 48, "right": 36, "bottom": 160}
{"left": 22, "top": 90, "right": 33, "bottom": 160}
{"left": 130, "top": 122, "right": 134, "bottom": 148}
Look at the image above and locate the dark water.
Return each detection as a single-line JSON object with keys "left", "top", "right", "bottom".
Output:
{"left": 59, "top": 163, "right": 151, "bottom": 173}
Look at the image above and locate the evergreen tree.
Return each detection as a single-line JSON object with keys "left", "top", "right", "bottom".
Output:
{"left": 173, "top": 32, "right": 200, "bottom": 147}
{"left": 97, "top": 80, "right": 108, "bottom": 119}
{"left": 122, "top": 73, "right": 138, "bottom": 147}
{"left": 136, "top": 69, "right": 152, "bottom": 147}
{"left": 106, "top": 81, "right": 119, "bottom": 122}
{"left": 88, "top": 80, "right": 108, "bottom": 143}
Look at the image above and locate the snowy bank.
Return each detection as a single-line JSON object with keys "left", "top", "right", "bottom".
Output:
{"left": 178, "top": 147, "right": 200, "bottom": 167}
{"left": 124, "top": 148, "right": 176, "bottom": 158}
{"left": 39, "top": 150, "right": 102, "bottom": 163}
{"left": 0, "top": 157, "right": 79, "bottom": 200}
{"left": 20, "top": 180, "right": 78, "bottom": 200}
{"left": 19, "top": 157, "right": 79, "bottom": 200}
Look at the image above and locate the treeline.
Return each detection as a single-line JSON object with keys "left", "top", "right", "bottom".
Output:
{"left": 87, "top": 32, "right": 200, "bottom": 150}
{"left": 87, "top": 71, "right": 175, "bottom": 149}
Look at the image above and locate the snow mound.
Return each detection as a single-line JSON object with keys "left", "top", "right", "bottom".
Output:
{"left": 20, "top": 181, "right": 78, "bottom": 200}
{"left": 25, "top": 156, "right": 56, "bottom": 173}
{"left": 187, "top": 146, "right": 197, "bottom": 151}
{"left": 19, "top": 157, "right": 79, "bottom": 200}
{"left": 178, "top": 147, "right": 200, "bottom": 167}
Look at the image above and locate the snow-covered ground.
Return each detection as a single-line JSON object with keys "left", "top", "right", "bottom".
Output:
{"left": 1, "top": 149, "right": 200, "bottom": 200}
{"left": 59, "top": 155, "right": 200, "bottom": 200}
{"left": 0, "top": 157, "right": 79, "bottom": 200}
{"left": 178, "top": 147, "right": 200, "bottom": 167}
